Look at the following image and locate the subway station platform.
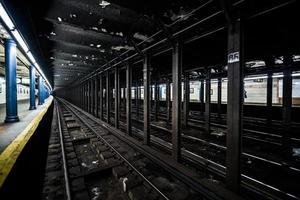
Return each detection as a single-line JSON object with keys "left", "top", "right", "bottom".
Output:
{"left": 0, "top": 96, "right": 53, "bottom": 187}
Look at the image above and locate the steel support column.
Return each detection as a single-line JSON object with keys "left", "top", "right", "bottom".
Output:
{"left": 4, "top": 39, "right": 19, "bottom": 122}
{"left": 126, "top": 64, "right": 132, "bottom": 135}
{"left": 166, "top": 79, "right": 171, "bottom": 123}
{"left": 99, "top": 75, "right": 103, "bottom": 120}
{"left": 106, "top": 71, "right": 111, "bottom": 124}
{"left": 154, "top": 82, "right": 159, "bottom": 121}
{"left": 29, "top": 65, "right": 36, "bottom": 110}
{"left": 143, "top": 54, "right": 151, "bottom": 145}
{"left": 38, "top": 76, "right": 43, "bottom": 105}
{"left": 226, "top": 20, "right": 243, "bottom": 193}
{"left": 282, "top": 56, "right": 292, "bottom": 157}
{"left": 115, "top": 68, "right": 120, "bottom": 128}
{"left": 172, "top": 42, "right": 182, "bottom": 162}
{"left": 205, "top": 70, "right": 211, "bottom": 135}
{"left": 91, "top": 78, "right": 95, "bottom": 115}
{"left": 200, "top": 80, "right": 204, "bottom": 115}
{"left": 135, "top": 83, "right": 139, "bottom": 119}
{"left": 95, "top": 76, "right": 99, "bottom": 117}
{"left": 88, "top": 80, "right": 91, "bottom": 113}
{"left": 183, "top": 73, "right": 190, "bottom": 128}
{"left": 266, "top": 71, "right": 273, "bottom": 124}
{"left": 217, "top": 77, "right": 222, "bottom": 117}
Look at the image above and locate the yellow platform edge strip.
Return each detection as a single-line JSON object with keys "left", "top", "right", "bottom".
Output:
{"left": 0, "top": 97, "right": 53, "bottom": 188}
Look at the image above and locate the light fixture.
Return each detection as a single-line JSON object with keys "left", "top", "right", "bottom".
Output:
{"left": 0, "top": 3, "right": 14, "bottom": 30}
{"left": 99, "top": 0, "right": 110, "bottom": 8}
{"left": 27, "top": 51, "right": 36, "bottom": 64}
{"left": 0, "top": 2, "right": 52, "bottom": 90}
{"left": 11, "top": 29, "right": 29, "bottom": 53}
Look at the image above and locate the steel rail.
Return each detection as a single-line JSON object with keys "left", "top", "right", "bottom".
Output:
{"left": 56, "top": 100, "right": 72, "bottom": 200}
{"left": 59, "top": 99, "right": 170, "bottom": 200}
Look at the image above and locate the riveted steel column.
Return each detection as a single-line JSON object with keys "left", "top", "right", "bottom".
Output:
{"left": 282, "top": 56, "right": 292, "bottom": 157}
{"left": 154, "top": 82, "right": 159, "bottom": 121}
{"left": 266, "top": 71, "right": 273, "bottom": 124}
{"left": 135, "top": 83, "right": 139, "bottom": 119}
{"left": 183, "top": 73, "right": 190, "bottom": 128}
{"left": 226, "top": 20, "right": 243, "bottom": 193}
{"left": 29, "top": 65, "right": 36, "bottom": 110}
{"left": 4, "top": 39, "right": 19, "bottom": 122}
{"left": 115, "top": 68, "right": 120, "bottom": 128}
{"left": 143, "top": 54, "right": 151, "bottom": 145}
{"left": 217, "top": 77, "right": 222, "bottom": 117}
{"left": 38, "top": 75, "right": 43, "bottom": 105}
{"left": 106, "top": 71, "right": 111, "bottom": 124}
{"left": 172, "top": 42, "right": 182, "bottom": 162}
{"left": 126, "top": 64, "right": 132, "bottom": 135}
{"left": 95, "top": 76, "right": 99, "bottom": 117}
{"left": 84, "top": 83, "right": 87, "bottom": 111}
{"left": 91, "top": 78, "right": 95, "bottom": 115}
{"left": 200, "top": 80, "right": 204, "bottom": 115}
{"left": 205, "top": 70, "right": 211, "bottom": 135}
{"left": 99, "top": 75, "right": 103, "bottom": 120}
{"left": 166, "top": 79, "right": 171, "bottom": 123}
{"left": 87, "top": 81, "right": 90, "bottom": 113}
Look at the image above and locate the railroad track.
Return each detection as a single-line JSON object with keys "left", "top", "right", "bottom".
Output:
{"left": 54, "top": 99, "right": 300, "bottom": 200}
{"left": 42, "top": 99, "right": 208, "bottom": 200}
{"left": 104, "top": 108, "right": 300, "bottom": 200}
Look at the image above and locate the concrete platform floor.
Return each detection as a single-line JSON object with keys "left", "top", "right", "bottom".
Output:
{"left": 0, "top": 97, "right": 52, "bottom": 153}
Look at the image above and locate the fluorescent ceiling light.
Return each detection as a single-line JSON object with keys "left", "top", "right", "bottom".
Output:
{"left": 11, "top": 29, "right": 29, "bottom": 52}
{"left": 27, "top": 51, "right": 36, "bottom": 64}
{"left": 0, "top": 2, "right": 52, "bottom": 90}
{"left": 0, "top": 3, "right": 14, "bottom": 30}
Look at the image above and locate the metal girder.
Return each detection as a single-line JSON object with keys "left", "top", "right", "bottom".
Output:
{"left": 154, "top": 81, "right": 159, "bottom": 121}
{"left": 200, "top": 80, "right": 204, "bottom": 115}
{"left": 99, "top": 75, "right": 104, "bottom": 120}
{"left": 143, "top": 54, "right": 151, "bottom": 145}
{"left": 126, "top": 64, "right": 132, "bottom": 135}
{"left": 183, "top": 72, "right": 190, "bottom": 128}
{"left": 266, "top": 70, "right": 273, "bottom": 125}
{"left": 217, "top": 77, "right": 222, "bottom": 117}
{"left": 205, "top": 69, "right": 211, "bottom": 135}
{"left": 106, "top": 70, "right": 111, "bottom": 124}
{"left": 115, "top": 67, "right": 120, "bottom": 128}
{"left": 226, "top": 19, "right": 243, "bottom": 193}
{"left": 282, "top": 56, "right": 293, "bottom": 157}
{"left": 166, "top": 79, "right": 171, "bottom": 123}
{"left": 171, "top": 42, "right": 182, "bottom": 162}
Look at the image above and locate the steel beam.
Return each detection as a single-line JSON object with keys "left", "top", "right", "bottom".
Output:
{"left": 106, "top": 71, "right": 111, "bottom": 124}
{"left": 166, "top": 79, "right": 171, "bottom": 123}
{"left": 143, "top": 54, "right": 151, "bottom": 145}
{"left": 205, "top": 70, "right": 211, "bottom": 135}
{"left": 217, "top": 77, "right": 222, "bottom": 118}
{"left": 91, "top": 78, "right": 95, "bottom": 115}
{"left": 183, "top": 73, "right": 190, "bottom": 128}
{"left": 99, "top": 75, "right": 104, "bottom": 120}
{"left": 126, "top": 64, "right": 132, "bottom": 135}
{"left": 172, "top": 42, "right": 182, "bottom": 162}
{"left": 200, "top": 80, "right": 204, "bottom": 115}
{"left": 115, "top": 67, "right": 120, "bottom": 128}
{"left": 154, "top": 82, "right": 159, "bottom": 121}
{"left": 95, "top": 76, "right": 99, "bottom": 117}
{"left": 282, "top": 56, "right": 292, "bottom": 157}
{"left": 266, "top": 71, "right": 273, "bottom": 125}
{"left": 226, "top": 20, "right": 243, "bottom": 193}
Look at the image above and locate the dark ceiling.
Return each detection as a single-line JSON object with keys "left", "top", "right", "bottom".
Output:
{"left": 2, "top": 0, "right": 300, "bottom": 89}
